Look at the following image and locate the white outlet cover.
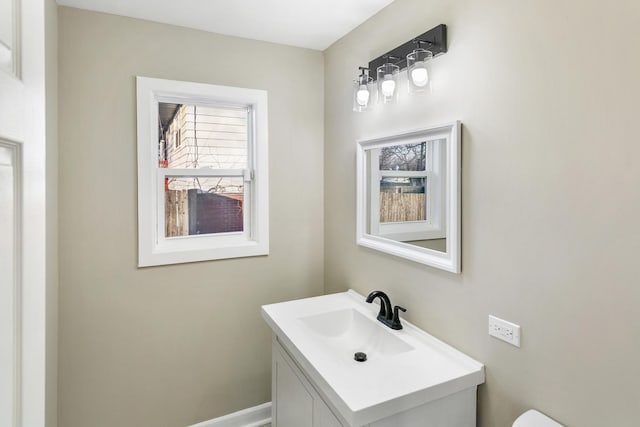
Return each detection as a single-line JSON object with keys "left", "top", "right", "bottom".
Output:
{"left": 488, "top": 315, "right": 521, "bottom": 347}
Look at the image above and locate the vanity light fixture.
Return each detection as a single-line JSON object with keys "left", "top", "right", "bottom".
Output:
{"left": 354, "top": 24, "right": 447, "bottom": 111}
{"left": 353, "top": 66, "right": 373, "bottom": 112}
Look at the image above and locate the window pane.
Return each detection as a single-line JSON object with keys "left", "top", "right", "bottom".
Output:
{"left": 158, "top": 103, "right": 248, "bottom": 170}
{"left": 165, "top": 176, "right": 244, "bottom": 237}
{"left": 379, "top": 142, "right": 426, "bottom": 171}
{"left": 379, "top": 177, "right": 426, "bottom": 223}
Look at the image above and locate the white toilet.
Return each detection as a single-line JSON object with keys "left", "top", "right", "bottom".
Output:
{"left": 514, "top": 410, "right": 564, "bottom": 427}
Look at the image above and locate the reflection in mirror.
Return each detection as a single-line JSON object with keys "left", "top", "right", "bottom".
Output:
{"left": 357, "top": 122, "right": 461, "bottom": 273}
{"left": 0, "top": 0, "right": 15, "bottom": 74}
{"left": 366, "top": 139, "right": 446, "bottom": 252}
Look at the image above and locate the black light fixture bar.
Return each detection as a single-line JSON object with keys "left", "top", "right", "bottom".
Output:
{"left": 368, "top": 24, "right": 447, "bottom": 81}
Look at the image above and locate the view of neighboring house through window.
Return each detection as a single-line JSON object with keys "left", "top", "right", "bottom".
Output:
{"left": 158, "top": 103, "right": 249, "bottom": 238}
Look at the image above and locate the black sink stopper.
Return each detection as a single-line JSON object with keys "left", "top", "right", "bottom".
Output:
{"left": 354, "top": 352, "right": 367, "bottom": 362}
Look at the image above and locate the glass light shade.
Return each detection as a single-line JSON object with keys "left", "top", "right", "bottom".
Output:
{"left": 407, "top": 48, "right": 433, "bottom": 93}
{"left": 377, "top": 63, "right": 399, "bottom": 104}
{"left": 353, "top": 75, "right": 373, "bottom": 112}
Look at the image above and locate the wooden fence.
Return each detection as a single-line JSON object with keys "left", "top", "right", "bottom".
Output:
{"left": 165, "top": 190, "right": 189, "bottom": 237}
{"left": 165, "top": 189, "right": 244, "bottom": 237}
{"left": 380, "top": 193, "right": 425, "bottom": 223}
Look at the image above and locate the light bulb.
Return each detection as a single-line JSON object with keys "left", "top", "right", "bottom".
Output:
{"left": 411, "top": 65, "right": 429, "bottom": 87}
{"left": 381, "top": 75, "right": 396, "bottom": 97}
{"left": 356, "top": 85, "right": 370, "bottom": 106}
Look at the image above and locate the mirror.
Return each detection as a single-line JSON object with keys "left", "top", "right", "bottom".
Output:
{"left": 356, "top": 121, "right": 461, "bottom": 273}
{"left": 0, "top": 0, "right": 17, "bottom": 75}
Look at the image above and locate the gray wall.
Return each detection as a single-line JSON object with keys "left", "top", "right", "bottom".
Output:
{"left": 324, "top": 0, "right": 640, "bottom": 426}
{"left": 58, "top": 7, "right": 324, "bottom": 427}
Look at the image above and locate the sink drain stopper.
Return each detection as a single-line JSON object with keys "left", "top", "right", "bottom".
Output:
{"left": 354, "top": 352, "right": 367, "bottom": 362}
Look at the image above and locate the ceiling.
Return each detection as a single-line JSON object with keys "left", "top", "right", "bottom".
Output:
{"left": 56, "top": 0, "right": 395, "bottom": 50}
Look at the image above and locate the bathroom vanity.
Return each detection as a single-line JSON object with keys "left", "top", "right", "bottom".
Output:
{"left": 262, "top": 290, "right": 485, "bottom": 427}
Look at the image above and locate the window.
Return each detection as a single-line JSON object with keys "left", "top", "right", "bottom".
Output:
{"left": 369, "top": 138, "right": 446, "bottom": 242}
{"left": 136, "top": 77, "right": 268, "bottom": 266}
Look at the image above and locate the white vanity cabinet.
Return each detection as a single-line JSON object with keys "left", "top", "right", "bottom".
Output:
{"left": 271, "top": 336, "right": 477, "bottom": 427}
{"left": 263, "top": 291, "right": 485, "bottom": 427}
{"left": 272, "top": 337, "right": 344, "bottom": 427}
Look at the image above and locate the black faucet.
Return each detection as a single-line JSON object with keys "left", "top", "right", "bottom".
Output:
{"left": 365, "top": 290, "right": 407, "bottom": 330}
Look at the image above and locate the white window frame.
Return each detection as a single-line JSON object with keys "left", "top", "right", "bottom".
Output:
{"left": 369, "top": 137, "right": 446, "bottom": 242}
{"left": 136, "top": 76, "right": 269, "bottom": 267}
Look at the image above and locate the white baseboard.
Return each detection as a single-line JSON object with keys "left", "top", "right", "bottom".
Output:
{"left": 189, "top": 402, "right": 272, "bottom": 427}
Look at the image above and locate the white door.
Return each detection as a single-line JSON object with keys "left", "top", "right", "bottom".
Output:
{"left": 0, "top": 0, "right": 49, "bottom": 426}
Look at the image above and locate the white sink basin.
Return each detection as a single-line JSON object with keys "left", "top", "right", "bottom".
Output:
{"left": 299, "top": 308, "right": 413, "bottom": 360}
{"left": 262, "top": 290, "right": 485, "bottom": 426}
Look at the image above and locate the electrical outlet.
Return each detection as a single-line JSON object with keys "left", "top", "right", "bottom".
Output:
{"left": 488, "top": 315, "right": 521, "bottom": 347}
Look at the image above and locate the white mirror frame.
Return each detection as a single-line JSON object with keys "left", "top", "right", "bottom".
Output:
{"left": 356, "top": 121, "right": 461, "bottom": 273}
